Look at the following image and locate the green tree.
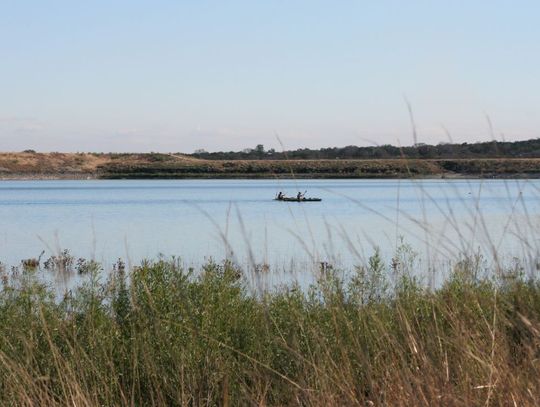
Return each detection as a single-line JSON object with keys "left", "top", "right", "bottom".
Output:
{"left": 255, "top": 144, "right": 265, "bottom": 158}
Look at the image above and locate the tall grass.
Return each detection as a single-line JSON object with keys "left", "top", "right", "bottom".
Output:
{"left": 1, "top": 249, "right": 540, "bottom": 406}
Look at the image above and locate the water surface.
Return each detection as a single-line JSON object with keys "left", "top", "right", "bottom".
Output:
{"left": 1, "top": 179, "right": 540, "bottom": 280}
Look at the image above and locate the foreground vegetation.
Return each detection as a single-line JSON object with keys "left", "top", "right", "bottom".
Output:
{"left": 3, "top": 151, "right": 540, "bottom": 179}
{"left": 1, "top": 251, "right": 540, "bottom": 406}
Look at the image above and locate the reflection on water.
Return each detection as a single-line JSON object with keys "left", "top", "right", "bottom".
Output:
{"left": 1, "top": 179, "right": 540, "bottom": 281}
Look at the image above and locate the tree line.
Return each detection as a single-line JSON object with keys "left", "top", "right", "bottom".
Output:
{"left": 191, "top": 138, "right": 540, "bottom": 160}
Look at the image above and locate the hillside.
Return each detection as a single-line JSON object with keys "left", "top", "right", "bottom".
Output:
{"left": 2, "top": 152, "right": 540, "bottom": 179}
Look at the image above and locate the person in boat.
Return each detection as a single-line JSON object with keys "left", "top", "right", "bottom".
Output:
{"left": 297, "top": 191, "right": 304, "bottom": 200}
{"left": 277, "top": 191, "right": 284, "bottom": 200}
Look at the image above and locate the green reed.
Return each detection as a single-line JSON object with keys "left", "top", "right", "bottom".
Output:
{"left": 0, "top": 249, "right": 540, "bottom": 406}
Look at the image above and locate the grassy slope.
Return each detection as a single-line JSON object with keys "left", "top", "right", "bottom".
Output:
{"left": 2, "top": 152, "right": 540, "bottom": 178}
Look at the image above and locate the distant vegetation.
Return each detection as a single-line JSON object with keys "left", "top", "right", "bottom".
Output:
{"left": 1, "top": 138, "right": 540, "bottom": 179}
{"left": 191, "top": 138, "right": 540, "bottom": 160}
{"left": 100, "top": 158, "right": 540, "bottom": 179}
{"left": 1, "top": 249, "right": 540, "bottom": 405}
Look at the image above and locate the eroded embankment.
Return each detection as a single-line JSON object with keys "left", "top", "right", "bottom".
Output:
{"left": 2, "top": 152, "right": 540, "bottom": 179}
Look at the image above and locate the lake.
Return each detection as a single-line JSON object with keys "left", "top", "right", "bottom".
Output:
{"left": 1, "top": 179, "right": 540, "bottom": 283}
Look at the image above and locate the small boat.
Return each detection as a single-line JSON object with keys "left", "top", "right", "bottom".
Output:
{"left": 275, "top": 197, "right": 322, "bottom": 202}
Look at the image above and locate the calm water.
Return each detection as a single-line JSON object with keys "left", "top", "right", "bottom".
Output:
{"left": 1, "top": 179, "right": 540, "bottom": 278}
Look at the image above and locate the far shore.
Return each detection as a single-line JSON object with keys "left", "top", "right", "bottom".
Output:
{"left": 2, "top": 152, "right": 540, "bottom": 180}
{"left": 3, "top": 173, "right": 540, "bottom": 181}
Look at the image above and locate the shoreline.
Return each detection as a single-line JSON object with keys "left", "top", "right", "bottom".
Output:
{"left": 2, "top": 152, "right": 540, "bottom": 180}
{"left": 2, "top": 173, "right": 540, "bottom": 181}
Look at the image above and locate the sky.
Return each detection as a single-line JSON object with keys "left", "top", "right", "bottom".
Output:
{"left": 0, "top": 1, "right": 539, "bottom": 153}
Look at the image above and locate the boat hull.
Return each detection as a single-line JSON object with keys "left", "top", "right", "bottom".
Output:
{"left": 275, "top": 198, "right": 322, "bottom": 202}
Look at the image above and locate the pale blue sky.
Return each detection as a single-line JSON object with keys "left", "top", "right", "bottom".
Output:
{"left": 1, "top": 1, "right": 539, "bottom": 152}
